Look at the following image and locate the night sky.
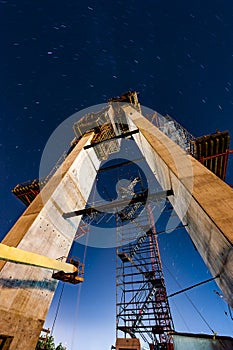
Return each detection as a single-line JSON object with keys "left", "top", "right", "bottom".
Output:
{"left": 1, "top": 1, "right": 233, "bottom": 349}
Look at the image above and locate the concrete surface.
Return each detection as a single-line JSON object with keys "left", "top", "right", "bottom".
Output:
{"left": 124, "top": 105, "right": 233, "bottom": 308}
{"left": 0, "top": 132, "right": 100, "bottom": 350}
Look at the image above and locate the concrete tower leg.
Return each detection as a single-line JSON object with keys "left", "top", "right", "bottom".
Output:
{"left": 124, "top": 105, "right": 233, "bottom": 308}
{"left": 0, "top": 133, "right": 100, "bottom": 349}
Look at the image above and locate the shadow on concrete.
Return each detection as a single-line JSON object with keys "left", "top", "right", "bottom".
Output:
{"left": 0, "top": 278, "right": 57, "bottom": 291}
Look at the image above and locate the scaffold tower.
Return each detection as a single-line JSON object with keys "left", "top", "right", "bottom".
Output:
{"left": 116, "top": 200, "right": 174, "bottom": 350}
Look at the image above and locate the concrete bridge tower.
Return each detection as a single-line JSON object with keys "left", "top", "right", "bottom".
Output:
{"left": 0, "top": 92, "right": 232, "bottom": 349}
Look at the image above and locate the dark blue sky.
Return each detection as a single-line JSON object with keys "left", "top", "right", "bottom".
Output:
{"left": 1, "top": 1, "right": 233, "bottom": 349}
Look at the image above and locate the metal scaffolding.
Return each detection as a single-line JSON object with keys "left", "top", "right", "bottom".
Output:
{"left": 116, "top": 201, "right": 174, "bottom": 350}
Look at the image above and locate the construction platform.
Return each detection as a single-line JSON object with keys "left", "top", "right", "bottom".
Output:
{"left": 12, "top": 128, "right": 232, "bottom": 206}
{"left": 190, "top": 130, "right": 231, "bottom": 181}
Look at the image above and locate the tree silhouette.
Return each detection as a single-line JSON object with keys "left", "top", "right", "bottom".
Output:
{"left": 36, "top": 335, "right": 66, "bottom": 350}
{"left": 56, "top": 343, "right": 66, "bottom": 350}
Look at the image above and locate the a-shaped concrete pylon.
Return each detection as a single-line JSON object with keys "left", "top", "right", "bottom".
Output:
{"left": 0, "top": 102, "right": 233, "bottom": 349}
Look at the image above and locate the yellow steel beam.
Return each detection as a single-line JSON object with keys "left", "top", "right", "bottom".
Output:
{"left": 0, "top": 243, "right": 77, "bottom": 273}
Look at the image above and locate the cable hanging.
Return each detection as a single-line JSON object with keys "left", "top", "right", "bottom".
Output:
{"left": 164, "top": 262, "right": 216, "bottom": 334}
{"left": 51, "top": 282, "right": 65, "bottom": 336}
{"left": 71, "top": 228, "right": 89, "bottom": 350}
